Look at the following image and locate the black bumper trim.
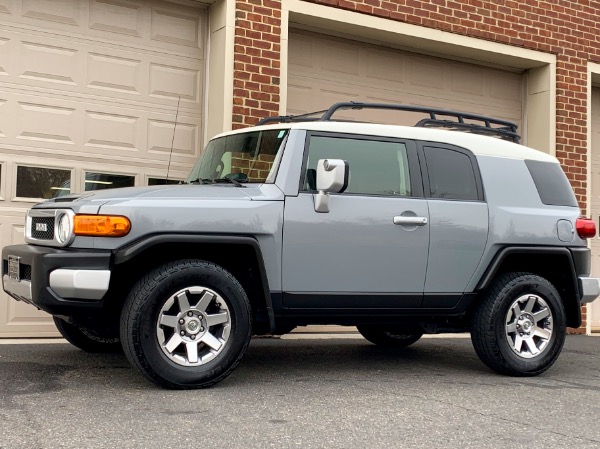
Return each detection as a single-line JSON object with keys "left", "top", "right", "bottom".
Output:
{"left": 1, "top": 244, "right": 112, "bottom": 315}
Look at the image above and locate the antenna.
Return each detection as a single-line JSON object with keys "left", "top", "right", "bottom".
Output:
{"left": 166, "top": 95, "right": 181, "bottom": 181}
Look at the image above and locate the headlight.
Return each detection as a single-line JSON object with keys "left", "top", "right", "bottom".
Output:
{"left": 56, "top": 212, "right": 73, "bottom": 245}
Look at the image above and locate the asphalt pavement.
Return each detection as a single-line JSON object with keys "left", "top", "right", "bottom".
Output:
{"left": 0, "top": 335, "right": 599, "bottom": 449}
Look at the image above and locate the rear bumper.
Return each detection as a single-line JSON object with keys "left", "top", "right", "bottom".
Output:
{"left": 2, "top": 244, "right": 112, "bottom": 315}
{"left": 571, "top": 247, "right": 599, "bottom": 304}
{"left": 578, "top": 276, "right": 600, "bottom": 304}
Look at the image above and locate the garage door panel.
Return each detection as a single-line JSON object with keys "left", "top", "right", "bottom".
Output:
{"left": 89, "top": 0, "right": 144, "bottom": 38}
{"left": 0, "top": 36, "right": 11, "bottom": 76}
{"left": 23, "top": 0, "right": 82, "bottom": 26}
{"left": 366, "top": 50, "right": 405, "bottom": 85}
{"left": 288, "top": 31, "right": 315, "bottom": 68}
{"left": 151, "top": 5, "right": 202, "bottom": 48}
{"left": 288, "top": 30, "right": 523, "bottom": 131}
{"left": 320, "top": 40, "right": 361, "bottom": 76}
{"left": 20, "top": 40, "right": 79, "bottom": 86}
{"left": 0, "top": 1, "right": 11, "bottom": 15}
{"left": 87, "top": 52, "right": 143, "bottom": 95}
{"left": 449, "top": 66, "right": 485, "bottom": 96}
{"left": 149, "top": 62, "right": 202, "bottom": 102}
{"left": 148, "top": 118, "right": 198, "bottom": 157}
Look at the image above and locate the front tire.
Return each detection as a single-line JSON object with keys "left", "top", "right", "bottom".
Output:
{"left": 357, "top": 325, "right": 423, "bottom": 348}
{"left": 120, "top": 259, "right": 252, "bottom": 389}
{"left": 470, "top": 272, "right": 566, "bottom": 376}
{"left": 53, "top": 317, "right": 121, "bottom": 353}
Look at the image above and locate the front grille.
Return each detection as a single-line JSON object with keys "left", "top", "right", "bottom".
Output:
{"left": 20, "top": 264, "right": 32, "bottom": 281}
{"left": 31, "top": 217, "right": 55, "bottom": 240}
{"left": 1, "top": 260, "right": 31, "bottom": 281}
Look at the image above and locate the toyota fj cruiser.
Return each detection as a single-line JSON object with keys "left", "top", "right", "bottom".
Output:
{"left": 3, "top": 102, "right": 599, "bottom": 389}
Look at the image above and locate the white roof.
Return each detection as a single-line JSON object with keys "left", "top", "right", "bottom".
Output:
{"left": 214, "top": 121, "right": 557, "bottom": 163}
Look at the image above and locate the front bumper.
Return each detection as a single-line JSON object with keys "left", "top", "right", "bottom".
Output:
{"left": 2, "top": 244, "right": 112, "bottom": 315}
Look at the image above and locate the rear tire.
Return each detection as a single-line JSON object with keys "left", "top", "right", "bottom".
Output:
{"left": 53, "top": 317, "right": 121, "bottom": 353}
{"left": 357, "top": 325, "right": 423, "bottom": 348}
{"left": 120, "top": 259, "right": 252, "bottom": 389}
{"left": 470, "top": 272, "right": 566, "bottom": 376}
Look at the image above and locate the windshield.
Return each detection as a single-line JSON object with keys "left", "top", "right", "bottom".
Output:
{"left": 186, "top": 129, "right": 289, "bottom": 184}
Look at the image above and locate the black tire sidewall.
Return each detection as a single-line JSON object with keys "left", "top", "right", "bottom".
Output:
{"left": 357, "top": 325, "right": 423, "bottom": 347}
{"left": 491, "top": 276, "right": 566, "bottom": 374}
{"left": 126, "top": 262, "right": 251, "bottom": 388}
{"left": 53, "top": 317, "right": 121, "bottom": 353}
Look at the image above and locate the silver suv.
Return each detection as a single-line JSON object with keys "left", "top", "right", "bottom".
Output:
{"left": 3, "top": 102, "right": 599, "bottom": 389}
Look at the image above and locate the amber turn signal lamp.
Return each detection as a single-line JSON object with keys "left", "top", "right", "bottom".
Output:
{"left": 73, "top": 215, "right": 131, "bottom": 237}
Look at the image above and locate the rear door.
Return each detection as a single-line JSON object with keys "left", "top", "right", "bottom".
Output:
{"left": 420, "top": 143, "right": 488, "bottom": 305}
{"left": 281, "top": 132, "right": 429, "bottom": 308}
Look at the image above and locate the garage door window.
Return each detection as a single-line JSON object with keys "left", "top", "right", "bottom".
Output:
{"left": 304, "top": 135, "right": 411, "bottom": 197}
{"left": 85, "top": 172, "right": 135, "bottom": 192}
{"left": 148, "top": 178, "right": 181, "bottom": 186}
{"left": 16, "top": 166, "right": 71, "bottom": 199}
{"left": 424, "top": 146, "right": 480, "bottom": 201}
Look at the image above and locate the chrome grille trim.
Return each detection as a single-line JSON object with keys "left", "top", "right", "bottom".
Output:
{"left": 25, "top": 209, "right": 75, "bottom": 247}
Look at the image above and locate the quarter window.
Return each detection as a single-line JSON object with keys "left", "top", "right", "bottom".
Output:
{"left": 424, "top": 147, "right": 479, "bottom": 201}
{"left": 16, "top": 166, "right": 71, "bottom": 199}
{"left": 305, "top": 136, "right": 412, "bottom": 196}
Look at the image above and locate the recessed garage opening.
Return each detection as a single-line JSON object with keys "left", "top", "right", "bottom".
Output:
{"left": 287, "top": 30, "right": 524, "bottom": 136}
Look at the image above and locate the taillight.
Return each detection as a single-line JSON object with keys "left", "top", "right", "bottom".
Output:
{"left": 576, "top": 217, "right": 596, "bottom": 239}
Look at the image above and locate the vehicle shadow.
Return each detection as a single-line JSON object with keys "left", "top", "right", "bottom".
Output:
{"left": 0, "top": 337, "right": 550, "bottom": 393}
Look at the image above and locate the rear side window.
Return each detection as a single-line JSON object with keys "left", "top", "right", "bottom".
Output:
{"left": 525, "top": 160, "right": 578, "bottom": 207}
{"left": 424, "top": 146, "right": 480, "bottom": 201}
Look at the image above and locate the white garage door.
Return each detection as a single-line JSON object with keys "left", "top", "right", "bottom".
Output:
{"left": 287, "top": 30, "right": 523, "bottom": 131}
{"left": 591, "top": 87, "right": 600, "bottom": 332}
{"left": 0, "top": 0, "right": 206, "bottom": 337}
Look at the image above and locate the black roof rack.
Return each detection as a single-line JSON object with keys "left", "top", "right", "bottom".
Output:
{"left": 257, "top": 101, "right": 520, "bottom": 143}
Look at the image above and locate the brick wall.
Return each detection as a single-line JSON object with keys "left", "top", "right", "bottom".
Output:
{"left": 232, "top": 0, "right": 600, "bottom": 332}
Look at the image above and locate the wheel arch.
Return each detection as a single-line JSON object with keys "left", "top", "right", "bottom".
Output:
{"left": 106, "top": 234, "right": 275, "bottom": 334}
{"left": 475, "top": 246, "right": 582, "bottom": 328}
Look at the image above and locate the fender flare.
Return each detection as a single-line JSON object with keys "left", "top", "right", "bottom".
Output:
{"left": 113, "top": 234, "right": 275, "bottom": 332}
{"left": 476, "top": 246, "right": 581, "bottom": 328}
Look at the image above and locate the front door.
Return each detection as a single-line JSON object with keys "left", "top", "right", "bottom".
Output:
{"left": 282, "top": 133, "right": 429, "bottom": 308}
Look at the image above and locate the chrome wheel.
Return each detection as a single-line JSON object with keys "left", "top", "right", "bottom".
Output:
{"left": 505, "top": 294, "right": 553, "bottom": 359}
{"left": 156, "top": 286, "right": 231, "bottom": 366}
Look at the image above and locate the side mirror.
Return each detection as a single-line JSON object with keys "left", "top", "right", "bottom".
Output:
{"left": 314, "top": 159, "right": 349, "bottom": 213}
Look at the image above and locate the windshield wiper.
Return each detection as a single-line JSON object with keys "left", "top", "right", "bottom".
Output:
{"left": 187, "top": 178, "right": 209, "bottom": 184}
{"left": 187, "top": 177, "right": 246, "bottom": 187}
{"left": 213, "top": 177, "right": 245, "bottom": 187}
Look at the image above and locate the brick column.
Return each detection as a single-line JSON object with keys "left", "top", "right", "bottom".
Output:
{"left": 233, "top": 0, "right": 282, "bottom": 129}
